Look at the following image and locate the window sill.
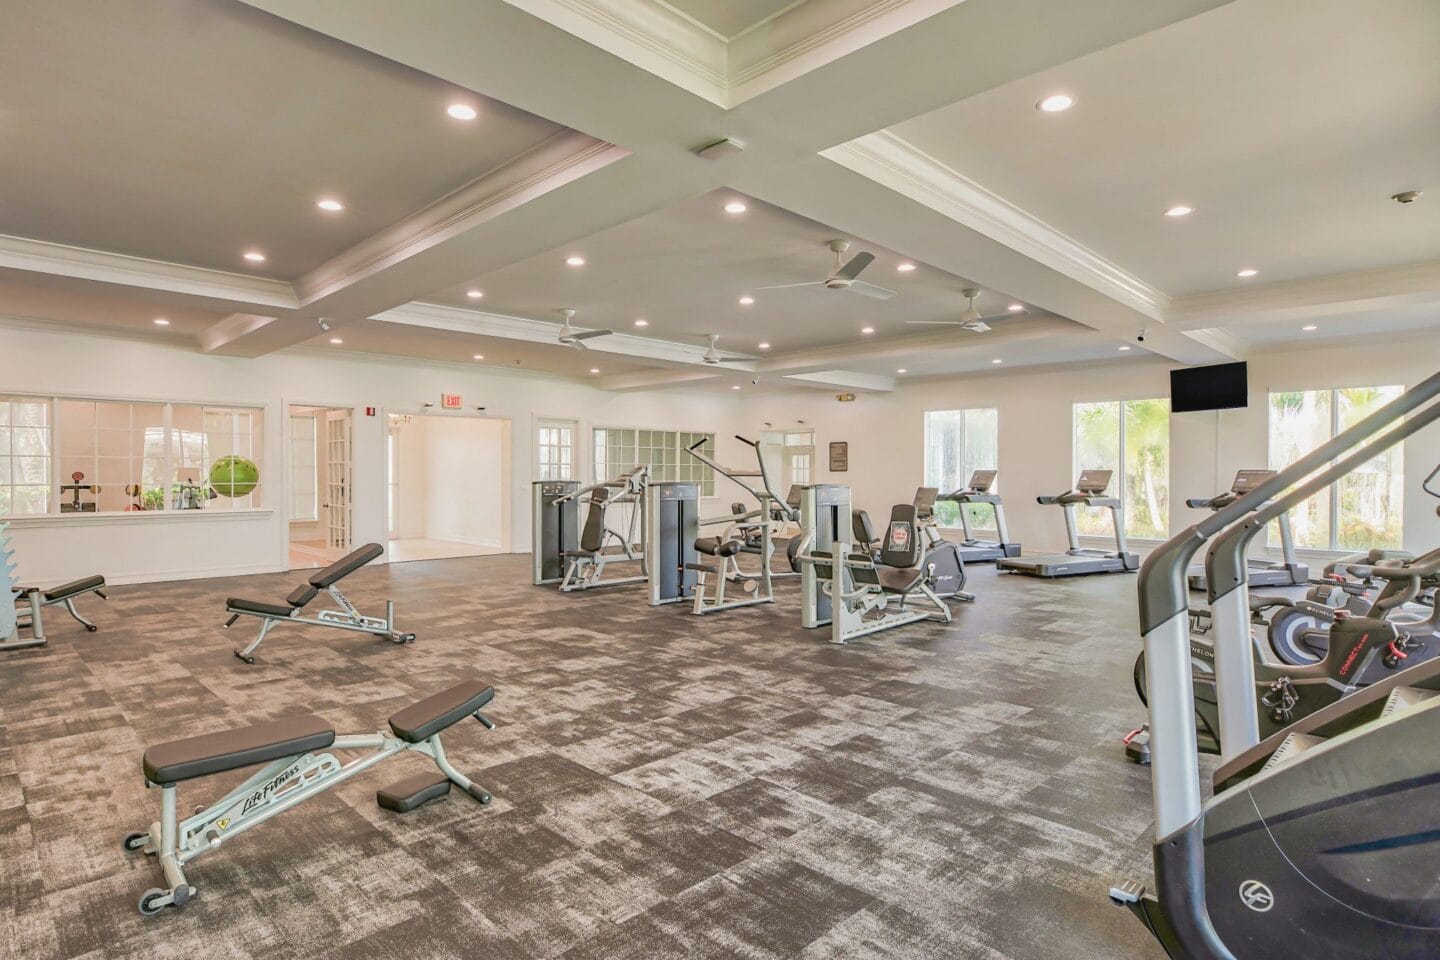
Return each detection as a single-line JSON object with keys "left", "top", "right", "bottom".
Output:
{"left": 3, "top": 509, "right": 273, "bottom": 527}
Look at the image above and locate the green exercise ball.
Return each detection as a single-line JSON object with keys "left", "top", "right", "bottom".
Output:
{"left": 208, "top": 456, "right": 260, "bottom": 498}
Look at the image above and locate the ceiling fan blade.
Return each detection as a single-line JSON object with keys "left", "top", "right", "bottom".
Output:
{"left": 848, "top": 280, "right": 896, "bottom": 300}
{"left": 717, "top": 356, "right": 750, "bottom": 363}
{"left": 905, "top": 320, "right": 966, "bottom": 325}
{"left": 566, "top": 340, "right": 587, "bottom": 350}
{"left": 961, "top": 321, "right": 992, "bottom": 333}
{"left": 834, "top": 251, "right": 875, "bottom": 281}
{"left": 756, "top": 281, "right": 822, "bottom": 291}
{"left": 569, "top": 329, "right": 614, "bottom": 341}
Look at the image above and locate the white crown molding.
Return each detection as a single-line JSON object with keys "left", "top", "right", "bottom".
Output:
{"left": 294, "top": 131, "right": 629, "bottom": 307}
{"left": 0, "top": 234, "right": 298, "bottom": 311}
{"left": 821, "top": 131, "right": 1170, "bottom": 322}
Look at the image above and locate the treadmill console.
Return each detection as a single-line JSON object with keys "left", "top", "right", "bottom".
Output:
{"left": 1076, "top": 470, "right": 1113, "bottom": 495}
{"left": 913, "top": 486, "right": 939, "bottom": 519}
{"left": 968, "top": 469, "right": 997, "bottom": 493}
{"left": 1230, "top": 469, "right": 1276, "bottom": 494}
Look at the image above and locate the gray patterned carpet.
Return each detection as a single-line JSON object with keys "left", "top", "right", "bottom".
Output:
{"left": 1, "top": 553, "right": 1178, "bottom": 959}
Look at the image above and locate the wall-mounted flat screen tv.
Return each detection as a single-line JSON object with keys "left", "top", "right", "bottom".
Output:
{"left": 1170, "top": 361, "right": 1248, "bottom": 413}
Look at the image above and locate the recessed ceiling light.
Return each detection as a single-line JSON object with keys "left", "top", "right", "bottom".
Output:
{"left": 757, "top": 342, "right": 770, "bottom": 350}
{"left": 861, "top": 326, "right": 875, "bottom": 334}
{"left": 152, "top": 317, "right": 170, "bottom": 326}
{"left": 724, "top": 201, "right": 747, "bottom": 214}
{"left": 1119, "top": 345, "right": 1132, "bottom": 351}
{"left": 738, "top": 296, "right": 754, "bottom": 306}
{"left": 897, "top": 262, "right": 917, "bottom": 273}
{"left": 447, "top": 103, "right": 477, "bottom": 120}
{"left": 473, "top": 354, "right": 485, "bottom": 360}
{"left": 1007, "top": 303, "right": 1024, "bottom": 313}
{"left": 329, "top": 337, "right": 343, "bottom": 345}
{"left": 565, "top": 255, "right": 586, "bottom": 267}
{"left": 991, "top": 358, "right": 1003, "bottom": 364}
{"left": 316, "top": 198, "right": 344, "bottom": 212}
{"left": 634, "top": 318, "right": 648, "bottom": 327}
{"left": 1164, "top": 205, "right": 1194, "bottom": 218}
{"left": 1037, "top": 93, "right": 1075, "bottom": 113}
{"left": 1302, "top": 324, "right": 1318, "bottom": 332}
{"left": 732, "top": 384, "right": 742, "bottom": 390}
{"left": 590, "top": 367, "right": 600, "bottom": 374}
{"left": 1236, "top": 268, "right": 1258, "bottom": 278}
{"left": 466, "top": 289, "right": 484, "bottom": 299}
{"left": 896, "top": 368, "right": 907, "bottom": 374}
{"left": 243, "top": 250, "right": 267, "bottom": 263}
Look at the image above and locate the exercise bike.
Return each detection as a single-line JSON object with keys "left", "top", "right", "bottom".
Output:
{"left": 852, "top": 487, "right": 970, "bottom": 600}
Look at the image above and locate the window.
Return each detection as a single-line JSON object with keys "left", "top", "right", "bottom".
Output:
{"left": 0, "top": 396, "right": 51, "bottom": 516}
{"left": 594, "top": 427, "right": 715, "bottom": 496}
{"left": 1072, "top": 398, "right": 1170, "bottom": 539}
{"left": 0, "top": 395, "right": 265, "bottom": 518}
{"left": 1269, "top": 386, "right": 1404, "bottom": 550}
{"left": 289, "top": 415, "right": 318, "bottom": 521}
{"left": 536, "top": 420, "right": 575, "bottom": 481}
{"left": 924, "top": 408, "right": 998, "bottom": 528}
{"left": 782, "top": 430, "right": 814, "bottom": 490}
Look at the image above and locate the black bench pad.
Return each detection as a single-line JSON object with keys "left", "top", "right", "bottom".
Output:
{"left": 42, "top": 575, "right": 106, "bottom": 602}
{"left": 310, "top": 543, "right": 384, "bottom": 588}
{"left": 377, "top": 771, "right": 451, "bottom": 812}
{"left": 144, "top": 715, "right": 336, "bottom": 785}
{"left": 227, "top": 598, "right": 299, "bottom": 618}
{"left": 388, "top": 681, "right": 494, "bottom": 743}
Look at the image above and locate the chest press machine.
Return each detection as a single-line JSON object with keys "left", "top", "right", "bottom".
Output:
{"left": 557, "top": 465, "right": 650, "bottom": 592}
{"left": 224, "top": 542, "right": 414, "bottom": 663}
{"left": 124, "top": 679, "right": 496, "bottom": 916}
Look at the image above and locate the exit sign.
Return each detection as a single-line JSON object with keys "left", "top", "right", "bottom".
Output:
{"left": 441, "top": 393, "right": 463, "bottom": 409}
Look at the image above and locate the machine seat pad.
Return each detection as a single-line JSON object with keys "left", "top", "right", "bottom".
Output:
{"left": 389, "top": 681, "right": 495, "bottom": 744}
{"left": 144, "top": 715, "right": 336, "bottom": 785}
{"left": 42, "top": 575, "right": 106, "bottom": 601}
{"left": 226, "top": 597, "right": 300, "bottom": 619}
{"left": 695, "top": 537, "right": 743, "bottom": 558}
{"left": 308, "top": 543, "right": 384, "bottom": 589}
{"left": 1250, "top": 594, "right": 1293, "bottom": 613}
{"left": 876, "top": 567, "right": 923, "bottom": 594}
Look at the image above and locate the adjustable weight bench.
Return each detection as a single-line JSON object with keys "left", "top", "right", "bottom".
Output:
{"left": 224, "top": 543, "right": 414, "bottom": 663}
{"left": 124, "top": 679, "right": 497, "bottom": 915}
{"left": 5, "top": 575, "right": 108, "bottom": 651}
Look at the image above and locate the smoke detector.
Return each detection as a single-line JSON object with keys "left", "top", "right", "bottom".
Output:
{"left": 1392, "top": 190, "right": 1422, "bottom": 204}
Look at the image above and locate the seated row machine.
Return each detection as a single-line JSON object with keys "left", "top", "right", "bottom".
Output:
{"left": 224, "top": 543, "right": 414, "bottom": 663}
{"left": 804, "top": 503, "right": 972, "bottom": 644}
{"left": 124, "top": 679, "right": 497, "bottom": 915}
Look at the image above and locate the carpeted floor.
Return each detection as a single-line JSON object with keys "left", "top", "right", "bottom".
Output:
{"left": 1, "top": 554, "right": 1184, "bottom": 959}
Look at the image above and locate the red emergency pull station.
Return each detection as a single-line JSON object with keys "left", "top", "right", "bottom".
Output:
{"left": 365, "top": 406, "right": 376, "bottom": 417}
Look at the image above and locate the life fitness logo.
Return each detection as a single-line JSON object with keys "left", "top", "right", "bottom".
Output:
{"left": 1239, "top": 880, "right": 1274, "bottom": 913}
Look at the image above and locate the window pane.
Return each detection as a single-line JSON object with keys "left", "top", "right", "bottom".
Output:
{"left": 1123, "top": 398, "right": 1170, "bottom": 539}
{"left": 1074, "top": 401, "right": 1121, "bottom": 535}
{"left": 1335, "top": 385, "right": 1404, "bottom": 549}
{"left": 1268, "top": 390, "right": 1333, "bottom": 549}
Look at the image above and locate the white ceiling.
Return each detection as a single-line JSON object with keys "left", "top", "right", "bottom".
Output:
{"left": 0, "top": 0, "right": 568, "bottom": 280}
{"left": 888, "top": 0, "right": 1440, "bottom": 298}
{"left": 662, "top": 0, "right": 807, "bottom": 39}
{"left": 427, "top": 189, "right": 1056, "bottom": 354}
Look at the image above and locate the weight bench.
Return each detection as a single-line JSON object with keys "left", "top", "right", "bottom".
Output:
{"left": 124, "top": 679, "right": 497, "bottom": 915}
{"left": 224, "top": 543, "right": 414, "bottom": 663}
{"left": 4, "top": 574, "right": 108, "bottom": 651}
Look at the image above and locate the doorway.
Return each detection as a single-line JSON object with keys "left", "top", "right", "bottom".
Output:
{"left": 385, "top": 413, "right": 511, "bottom": 563}
{"left": 287, "top": 404, "right": 354, "bottom": 570}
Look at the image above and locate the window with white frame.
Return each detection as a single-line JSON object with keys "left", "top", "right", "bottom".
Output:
{"left": 782, "top": 430, "right": 814, "bottom": 490}
{"left": 924, "top": 408, "right": 998, "bottom": 528}
{"left": 536, "top": 420, "right": 576, "bottom": 481}
{"left": 1269, "top": 386, "right": 1405, "bottom": 550}
{"left": 289, "top": 414, "right": 318, "bottom": 521}
{"left": 0, "top": 395, "right": 265, "bottom": 518}
{"left": 1072, "top": 398, "right": 1170, "bottom": 539}
{"left": 594, "top": 427, "right": 715, "bottom": 496}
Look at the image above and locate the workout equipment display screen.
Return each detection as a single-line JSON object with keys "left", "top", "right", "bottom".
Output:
{"left": 1170, "top": 361, "right": 1248, "bottom": 413}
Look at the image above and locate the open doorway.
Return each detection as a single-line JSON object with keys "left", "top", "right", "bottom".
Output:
{"left": 386, "top": 413, "right": 511, "bottom": 562}
{"left": 287, "top": 404, "right": 354, "bottom": 570}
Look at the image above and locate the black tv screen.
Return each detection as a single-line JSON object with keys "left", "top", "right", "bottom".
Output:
{"left": 1170, "top": 361, "right": 1248, "bottom": 413}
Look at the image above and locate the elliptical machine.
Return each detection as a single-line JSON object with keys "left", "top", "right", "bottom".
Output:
{"left": 1111, "top": 372, "right": 1440, "bottom": 959}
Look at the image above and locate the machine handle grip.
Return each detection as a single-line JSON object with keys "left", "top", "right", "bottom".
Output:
{"left": 1184, "top": 497, "right": 1214, "bottom": 509}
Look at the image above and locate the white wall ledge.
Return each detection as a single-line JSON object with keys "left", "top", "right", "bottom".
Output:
{"left": 4, "top": 509, "right": 273, "bottom": 528}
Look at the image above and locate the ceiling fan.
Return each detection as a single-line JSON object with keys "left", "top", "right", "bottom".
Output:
{"left": 906, "top": 287, "right": 1004, "bottom": 333}
{"left": 556, "top": 308, "right": 613, "bottom": 349}
{"left": 758, "top": 238, "right": 895, "bottom": 301}
{"left": 700, "top": 334, "right": 749, "bottom": 365}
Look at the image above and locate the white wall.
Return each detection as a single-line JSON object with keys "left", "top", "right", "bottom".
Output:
{"left": 394, "top": 415, "right": 509, "bottom": 548}
{"left": 739, "top": 334, "right": 1440, "bottom": 557}
{"left": 1, "top": 321, "right": 745, "bottom": 585}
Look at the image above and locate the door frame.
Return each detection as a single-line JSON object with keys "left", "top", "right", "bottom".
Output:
{"left": 283, "top": 398, "right": 356, "bottom": 568}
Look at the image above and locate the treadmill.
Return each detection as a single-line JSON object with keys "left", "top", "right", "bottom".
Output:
{"left": 936, "top": 469, "right": 1021, "bottom": 563}
{"left": 1185, "top": 469, "right": 1308, "bottom": 591}
{"left": 997, "top": 469, "right": 1140, "bottom": 578}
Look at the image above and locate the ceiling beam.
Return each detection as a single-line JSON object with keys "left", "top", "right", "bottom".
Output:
{"left": 782, "top": 370, "right": 895, "bottom": 392}
{"left": 1167, "top": 259, "right": 1440, "bottom": 329}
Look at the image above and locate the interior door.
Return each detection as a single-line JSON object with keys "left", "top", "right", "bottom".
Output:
{"left": 324, "top": 409, "right": 352, "bottom": 550}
